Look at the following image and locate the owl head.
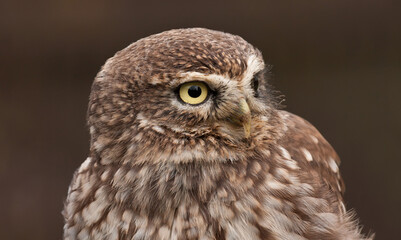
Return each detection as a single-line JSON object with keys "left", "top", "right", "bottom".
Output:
{"left": 87, "top": 28, "right": 278, "bottom": 165}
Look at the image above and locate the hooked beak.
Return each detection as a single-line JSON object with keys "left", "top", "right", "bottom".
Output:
{"left": 239, "top": 98, "right": 251, "bottom": 138}
{"left": 227, "top": 98, "right": 252, "bottom": 138}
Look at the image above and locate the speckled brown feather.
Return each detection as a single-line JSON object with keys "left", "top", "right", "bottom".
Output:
{"left": 63, "top": 28, "right": 372, "bottom": 239}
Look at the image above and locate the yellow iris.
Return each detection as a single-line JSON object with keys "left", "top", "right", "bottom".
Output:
{"left": 179, "top": 82, "right": 209, "bottom": 105}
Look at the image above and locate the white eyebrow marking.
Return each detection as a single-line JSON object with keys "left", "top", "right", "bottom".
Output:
{"left": 173, "top": 71, "right": 233, "bottom": 89}
{"left": 243, "top": 54, "right": 265, "bottom": 83}
{"left": 174, "top": 54, "right": 264, "bottom": 89}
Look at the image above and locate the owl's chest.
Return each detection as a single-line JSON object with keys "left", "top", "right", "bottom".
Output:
{"left": 111, "top": 166, "right": 288, "bottom": 240}
{"left": 70, "top": 156, "right": 320, "bottom": 239}
{"left": 117, "top": 191, "right": 269, "bottom": 240}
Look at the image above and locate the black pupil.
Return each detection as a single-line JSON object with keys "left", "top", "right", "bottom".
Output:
{"left": 188, "top": 85, "right": 202, "bottom": 98}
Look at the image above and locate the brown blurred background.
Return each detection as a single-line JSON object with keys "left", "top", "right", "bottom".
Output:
{"left": 0, "top": 0, "right": 400, "bottom": 239}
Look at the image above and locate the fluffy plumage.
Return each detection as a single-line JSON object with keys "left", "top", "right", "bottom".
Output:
{"left": 63, "top": 28, "right": 372, "bottom": 239}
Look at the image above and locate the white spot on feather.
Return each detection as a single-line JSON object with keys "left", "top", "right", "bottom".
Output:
{"left": 77, "top": 229, "right": 89, "bottom": 239}
{"left": 279, "top": 147, "right": 299, "bottom": 169}
{"left": 158, "top": 226, "right": 170, "bottom": 239}
{"left": 310, "top": 135, "right": 319, "bottom": 144}
{"left": 301, "top": 148, "right": 313, "bottom": 162}
{"left": 337, "top": 181, "right": 342, "bottom": 192}
{"left": 267, "top": 179, "right": 286, "bottom": 190}
{"left": 81, "top": 186, "right": 109, "bottom": 225}
{"left": 284, "top": 160, "right": 300, "bottom": 170}
{"left": 152, "top": 125, "right": 165, "bottom": 133}
{"left": 121, "top": 210, "right": 133, "bottom": 233}
{"left": 100, "top": 169, "right": 110, "bottom": 182}
{"left": 78, "top": 157, "right": 92, "bottom": 173}
{"left": 279, "top": 146, "right": 291, "bottom": 160}
{"left": 136, "top": 113, "right": 149, "bottom": 128}
{"left": 329, "top": 157, "right": 339, "bottom": 173}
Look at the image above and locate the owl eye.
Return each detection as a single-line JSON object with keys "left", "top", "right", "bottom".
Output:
{"left": 178, "top": 81, "right": 209, "bottom": 105}
{"left": 251, "top": 75, "right": 259, "bottom": 97}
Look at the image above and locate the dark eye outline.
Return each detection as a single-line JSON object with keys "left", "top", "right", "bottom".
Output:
{"left": 251, "top": 75, "right": 260, "bottom": 97}
{"left": 251, "top": 69, "right": 267, "bottom": 98}
{"left": 175, "top": 81, "right": 213, "bottom": 106}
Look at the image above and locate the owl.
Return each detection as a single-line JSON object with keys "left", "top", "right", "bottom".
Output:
{"left": 63, "top": 28, "right": 372, "bottom": 240}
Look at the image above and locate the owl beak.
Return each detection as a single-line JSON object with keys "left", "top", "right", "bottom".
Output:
{"left": 239, "top": 98, "right": 252, "bottom": 138}
{"left": 225, "top": 98, "right": 252, "bottom": 138}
